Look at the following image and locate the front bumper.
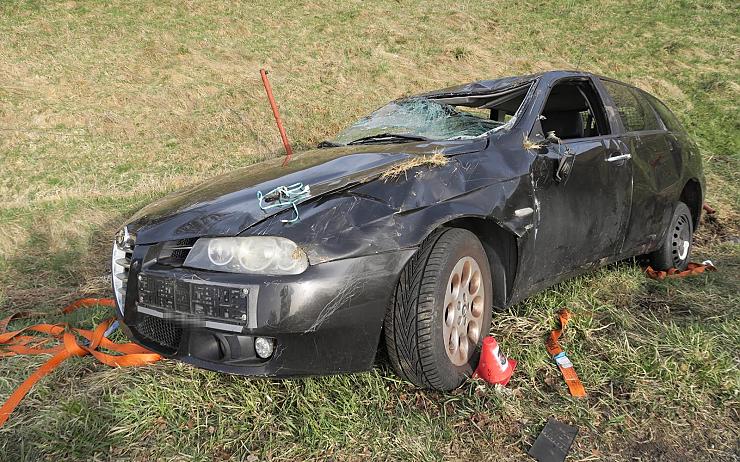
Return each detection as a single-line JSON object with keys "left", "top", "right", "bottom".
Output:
{"left": 117, "top": 244, "right": 415, "bottom": 377}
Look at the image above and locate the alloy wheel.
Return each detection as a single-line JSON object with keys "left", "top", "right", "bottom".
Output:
{"left": 442, "top": 256, "right": 485, "bottom": 366}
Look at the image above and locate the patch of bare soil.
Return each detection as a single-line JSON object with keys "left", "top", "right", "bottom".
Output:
{"left": 625, "top": 427, "right": 739, "bottom": 462}
{"left": 695, "top": 213, "right": 740, "bottom": 248}
{"left": 626, "top": 436, "right": 684, "bottom": 462}
{"left": 632, "top": 290, "right": 696, "bottom": 320}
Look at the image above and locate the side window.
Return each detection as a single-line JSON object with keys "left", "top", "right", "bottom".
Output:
{"left": 632, "top": 90, "right": 662, "bottom": 131}
{"left": 644, "top": 93, "right": 684, "bottom": 133}
{"left": 539, "top": 80, "right": 610, "bottom": 140}
{"left": 601, "top": 80, "right": 661, "bottom": 132}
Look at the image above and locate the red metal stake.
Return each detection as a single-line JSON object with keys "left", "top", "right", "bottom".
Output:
{"left": 260, "top": 69, "right": 293, "bottom": 166}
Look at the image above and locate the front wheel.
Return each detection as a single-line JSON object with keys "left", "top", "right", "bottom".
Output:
{"left": 649, "top": 201, "right": 694, "bottom": 271}
{"left": 384, "top": 228, "right": 493, "bottom": 390}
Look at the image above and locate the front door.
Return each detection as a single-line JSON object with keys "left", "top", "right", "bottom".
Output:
{"left": 528, "top": 78, "right": 633, "bottom": 283}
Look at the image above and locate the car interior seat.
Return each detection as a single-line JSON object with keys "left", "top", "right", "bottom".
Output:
{"left": 541, "top": 111, "right": 584, "bottom": 139}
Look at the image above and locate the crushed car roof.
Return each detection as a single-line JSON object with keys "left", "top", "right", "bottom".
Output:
{"left": 416, "top": 73, "right": 540, "bottom": 98}
{"left": 415, "top": 70, "right": 604, "bottom": 100}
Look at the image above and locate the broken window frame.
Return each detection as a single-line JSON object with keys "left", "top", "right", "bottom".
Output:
{"left": 528, "top": 76, "right": 614, "bottom": 142}
{"left": 426, "top": 81, "right": 536, "bottom": 137}
{"left": 329, "top": 81, "right": 537, "bottom": 146}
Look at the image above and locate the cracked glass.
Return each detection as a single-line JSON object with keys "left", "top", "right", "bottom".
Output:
{"left": 331, "top": 98, "right": 506, "bottom": 145}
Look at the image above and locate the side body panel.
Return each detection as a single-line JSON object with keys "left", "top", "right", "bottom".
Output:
{"left": 619, "top": 131, "right": 676, "bottom": 254}
{"left": 512, "top": 74, "right": 633, "bottom": 291}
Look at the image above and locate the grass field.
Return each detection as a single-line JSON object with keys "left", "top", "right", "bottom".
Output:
{"left": 1, "top": 0, "right": 738, "bottom": 460}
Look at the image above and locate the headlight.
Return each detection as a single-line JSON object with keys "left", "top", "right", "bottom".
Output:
{"left": 184, "top": 237, "right": 309, "bottom": 275}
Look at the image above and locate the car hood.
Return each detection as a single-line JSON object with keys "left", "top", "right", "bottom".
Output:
{"left": 125, "top": 139, "right": 486, "bottom": 245}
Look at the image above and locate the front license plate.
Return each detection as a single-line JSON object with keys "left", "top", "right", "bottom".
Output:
{"left": 138, "top": 274, "right": 249, "bottom": 322}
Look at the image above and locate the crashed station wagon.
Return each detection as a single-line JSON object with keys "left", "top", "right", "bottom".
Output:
{"left": 113, "top": 70, "right": 704, "bottom": 390}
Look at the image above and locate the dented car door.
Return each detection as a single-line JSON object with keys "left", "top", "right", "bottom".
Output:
{"left": 531, "top": 138, "right": 632, "bottom": 281}
{"left": 527, "top": 78, "right": 633, "bottom": 283}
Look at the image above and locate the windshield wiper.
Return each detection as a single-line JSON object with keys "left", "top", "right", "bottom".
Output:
{"left": 347, "top": 133, "right": 430, "bottom": 145}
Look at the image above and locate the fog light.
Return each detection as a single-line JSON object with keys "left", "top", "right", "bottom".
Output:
{"left": 254, "top": 337, "right": 274, "bottom": 359}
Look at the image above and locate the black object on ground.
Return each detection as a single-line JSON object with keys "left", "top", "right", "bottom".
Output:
{"left": 528, "top": 417, "right": 578, "bottom": 462}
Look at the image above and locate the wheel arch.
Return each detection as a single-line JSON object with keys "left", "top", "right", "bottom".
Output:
{"left": 437, "top": 216, "right": 518, "bottom": 309}
{"left": 679, "top": 178, "right": 702, "bottom": 230}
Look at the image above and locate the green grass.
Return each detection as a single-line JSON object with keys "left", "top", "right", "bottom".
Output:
{"left": 0, "top": 0, "right": 738, "bottom": 460}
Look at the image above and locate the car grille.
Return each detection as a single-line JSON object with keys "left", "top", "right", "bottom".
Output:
{"left": 157, "top": 238, "right": 198, "bottom": 266}
{"left": 136, "top": 313, "right": 183, "bottom": 351}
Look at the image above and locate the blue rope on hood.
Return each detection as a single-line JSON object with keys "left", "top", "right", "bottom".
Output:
{"left": 257, "top": 182, "right": 311, "bottom": 223}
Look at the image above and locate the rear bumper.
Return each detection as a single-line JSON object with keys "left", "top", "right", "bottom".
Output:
{"left": 117, "top": 246, "right": 415, "bottom": 376}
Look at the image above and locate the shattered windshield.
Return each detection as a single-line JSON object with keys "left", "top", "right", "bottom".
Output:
{"left": 331, "top": 98, "right": 505, "bottom": 145}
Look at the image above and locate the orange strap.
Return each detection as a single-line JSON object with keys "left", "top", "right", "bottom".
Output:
{"left": 545, "top": 309, "right": 587, "bottom": 398}
{"left": 645, "top": 262, "right": 716, "bottom": 280}
{"left": 0, "top": 310, "right": 45, "bottom": 335}
{"left": 61, "top": 297, "right": 116, "bottom": 314}
{"left": 0, "top": 298, "right": 161, "bottom": 428}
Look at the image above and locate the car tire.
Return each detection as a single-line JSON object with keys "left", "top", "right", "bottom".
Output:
{"left": 384, "top": 228, "right": 493, "bottom": 390}
{"left": 649, "top": 201, "right": 694, "bottom": 271}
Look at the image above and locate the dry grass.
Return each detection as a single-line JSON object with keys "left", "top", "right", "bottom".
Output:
{"left": 522, "top": 134, "right": 545, "bottom": 151}
{"left": 379, "top": 152, "right": 448, "bottom": 180}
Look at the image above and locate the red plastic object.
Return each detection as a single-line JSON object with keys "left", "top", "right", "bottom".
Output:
{"left": 260, "top": 69, "right": 293, "bottom": 166}
{"left": 473, "top": 336, "right": 517, "bottom": 386}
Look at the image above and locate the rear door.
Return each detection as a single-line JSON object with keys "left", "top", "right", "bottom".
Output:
{"left": 599, "top": 79, "right": 673, "bottom": 255}
{"left": 528, "top": 77, "right": 633, "bottom": 283}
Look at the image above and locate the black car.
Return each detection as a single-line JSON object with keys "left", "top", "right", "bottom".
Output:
{"left": 112, "top": 70, "right": 704, "bottom": 390}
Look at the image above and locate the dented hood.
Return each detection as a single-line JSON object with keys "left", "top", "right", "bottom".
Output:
{"left": 125, "top": 139, "right": 486, "bottom": 245}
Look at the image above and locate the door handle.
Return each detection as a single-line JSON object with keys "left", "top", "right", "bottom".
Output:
{"left": 606, "top": 153, "right": 631, "bottom": 163}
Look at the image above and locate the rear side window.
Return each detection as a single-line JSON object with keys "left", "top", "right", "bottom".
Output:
{"left": 601, "top": 80, "right": 661, "bottom": 132}
{"left": 644, "top": 93, "right": 684, "bottom": 133}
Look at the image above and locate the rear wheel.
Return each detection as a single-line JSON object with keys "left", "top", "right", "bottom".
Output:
{"left": 649, "top": 201, "right": 693, "bottom": 271}
{"left": 384, "top": 228, "right": 493, "bottom": 390}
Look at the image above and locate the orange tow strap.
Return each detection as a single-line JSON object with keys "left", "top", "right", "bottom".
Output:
{"left": 644, "top": 261, "right": 717, "bottom": 280}
{"left": 545, "top": 309, "right": 587, "bottom": 398}
{"left": 0, "top": 298, "right": 161, "bottom": 428}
